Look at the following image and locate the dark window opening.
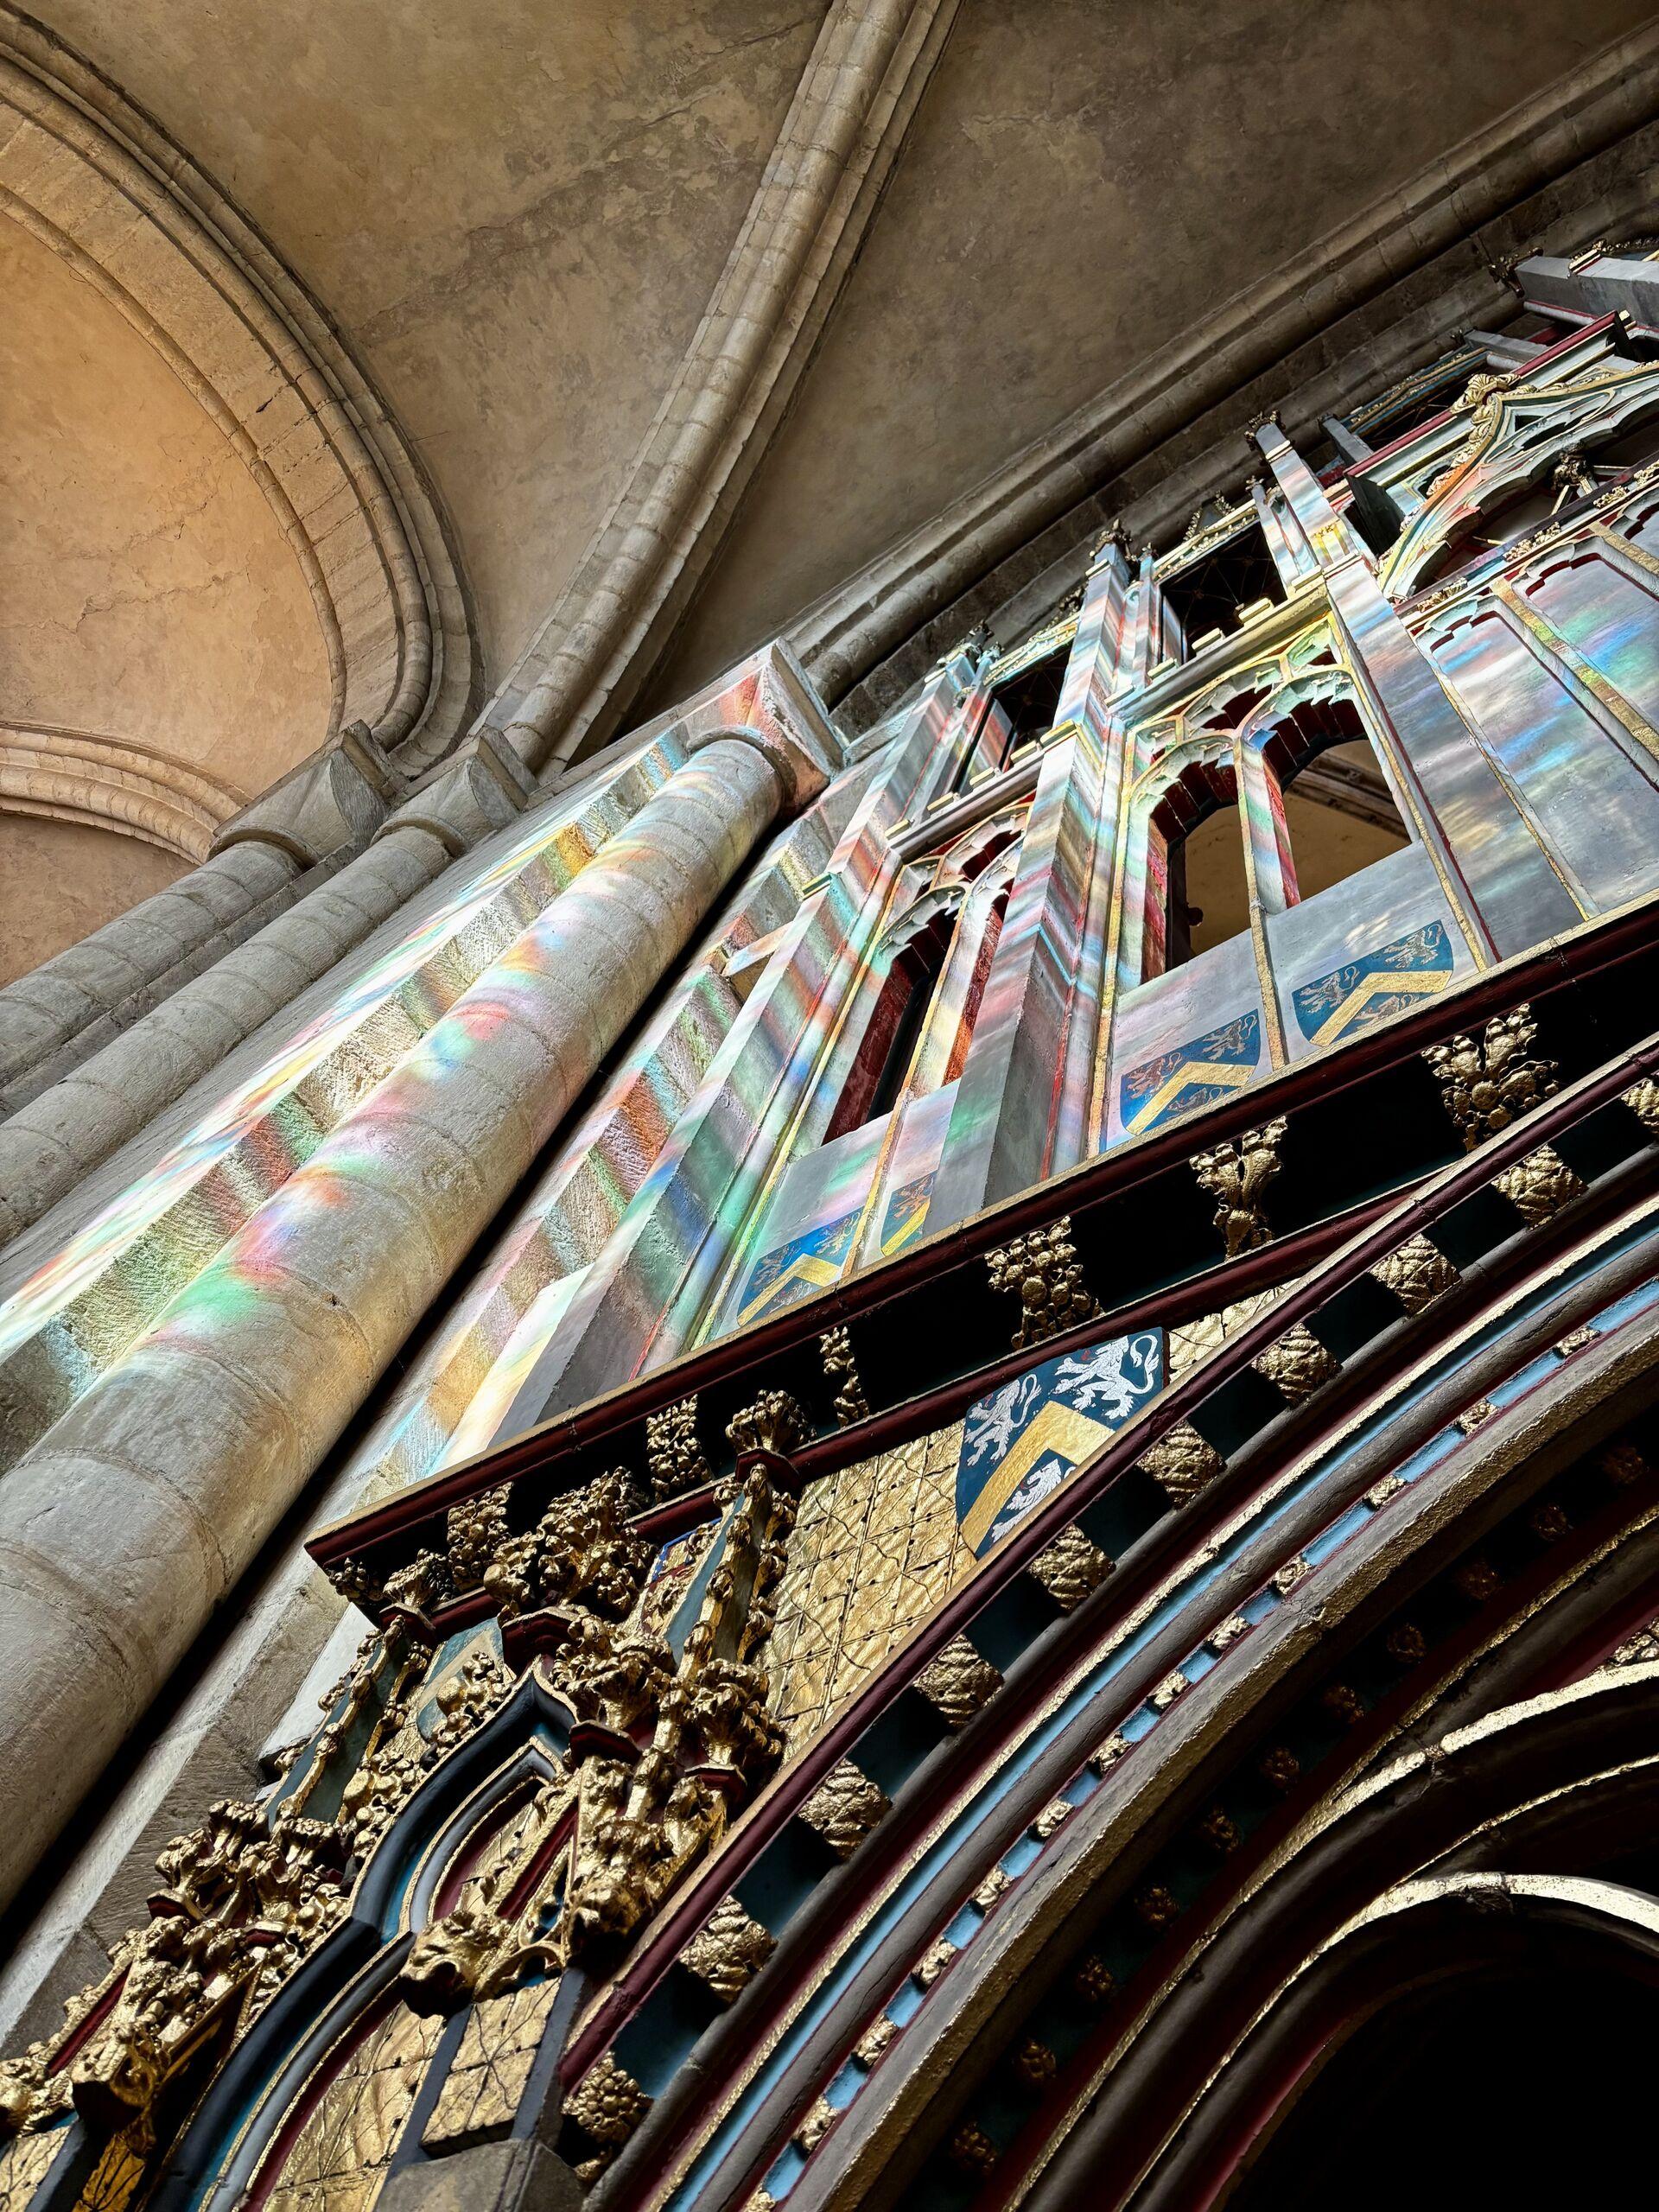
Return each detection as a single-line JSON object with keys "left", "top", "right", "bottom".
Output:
{"left": 825, "top": 912, "right": 952, "bottom": 1138}
{"left": 989, "top": 650, "right": 1067, "bottom": 747}
{"left": 1160, "top": 522, "right": 1285, "bottom": 655}
{"left": 1228, "top": 1965, "right": 1659, "bottom": 2212}
{"left": 953, "top": 822, "right": 1022, "bottom": 884}
{"left": 944, "top": 887, "right": 1009, "bottom": 1085}
{"left": 1150, "top": 764, "right": 1245, "bottom": 975}
{"left": 1270, "top": 697, "right": 1409, "bottom": 899}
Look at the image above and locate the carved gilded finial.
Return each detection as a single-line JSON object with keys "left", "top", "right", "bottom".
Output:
{"left": 819, "top": 1325, "right": 868, "bottom": 1427}
{"left": 646, "top": 1395, "right": 709, "bottom": 1501}
{"left": 1191, "top": 1117, "right": 1287, "bottom": 1259}
{"left": 564, "top": 2050, "right": 651, "bottom": 2168}
{"left": 1422, "top": 1005, "right": 1557, "bottom": 1150}
{"left": 984, "top": 1215, "right": 1099, "bottom": 1349}
{"left": 726, "top": 1388, "right": 810, "bottom": 1462}
{"left": 446, "top": 1484, "right": 510, "bottom": 1588}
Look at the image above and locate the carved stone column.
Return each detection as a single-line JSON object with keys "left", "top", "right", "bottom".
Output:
{"left": 0, "top": 840, "right": 303, "bottom": 1103}
{"left": 0, "top": 735, "right": 789, "bottom": 1912}
{"left": 0, "top": 734, "right": 543, "bottom": 1249}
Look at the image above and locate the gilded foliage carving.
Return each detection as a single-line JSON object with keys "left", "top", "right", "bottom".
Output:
{"left": 1622, "top": 1076, "right": 1659, "bottom": 1135}
{"left": 478, "top": 1469, "right": 651, "bottom": 1624}
{"left": 1422, "top": 1007, "right": 1557, "bottom": 1150}
{"left": 1028, "top": 1526, "right": 1113, "bottom": 1611}
{"left": 727, "top": 1389, "right": 810, "bottom": 1461}
{"left": 985, "top": 1217, "right": 1099, "bottom": 1348}
{"left": 798, "top": 1762, "right": 890, "bottom": 1859}
{"left": 914, "top": 1636, "right": 1003, "bottom": 1728}
{"left": 1492, "top": 1143, "right": 1586, "bottom": 1224}
{"left": 1370, "top": 1231, "right": 1459, "bottom": 1315}
{"left": 399, "top": 1784, "right": 567, "bottom": 2014}
{"left": 446, "top": 1486, "right": 510, "bottom": 1590}
{"left": 0, "top": 1425, "right": 809, "bottom": 2212}
{"left": 1139, "top": 1421, "right": 1225, "bottom": 1507}
{"left": 0, "top": 1799, "right": 352, "bottom": 2148}
{"left": 341, "top": 1644, "right": 513, "bottom": 1860}
{"left": 646, "top": 1397, "right": 709, "bottom": 1502}
{"left": 1250, "top": 1319, "right": 1339, "bottom": 1402}
{"left": 563, "top": 2050, "right": 650, "bottom": 2179}
{"left": 1192, "top": 1118, "right": 1287, "bottom": 1258}
{"left": 680, "top": 1896, "right": 776, "bottom": 2002}
{"left": 820, "top": 1325, "right": 868, "bottom": 1426}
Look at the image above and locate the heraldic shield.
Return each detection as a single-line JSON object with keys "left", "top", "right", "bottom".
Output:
{"left": 955, "top": 1331, "right": 1164, "bottom": 1555}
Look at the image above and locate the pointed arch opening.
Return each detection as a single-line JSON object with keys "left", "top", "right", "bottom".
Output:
{"left": 1228, "top": 1961, "right": 1659, "bottom": 2212}
{"left": 825, "top": 907, "right": 956, "bottom": 1139}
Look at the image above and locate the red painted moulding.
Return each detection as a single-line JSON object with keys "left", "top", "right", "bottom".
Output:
{"left": 309, "top": 897, "right": 1656, "bottom": 1574}
{"left": 566, "top": 1159, "right": 1659, "bottom": 2212}
{"left": 555, "top": 1034, "right": 1659, "bottom": 2102}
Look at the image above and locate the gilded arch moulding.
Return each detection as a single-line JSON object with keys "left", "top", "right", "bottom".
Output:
{"left": 0, "top": 5, "right": 479, "bottom": 791}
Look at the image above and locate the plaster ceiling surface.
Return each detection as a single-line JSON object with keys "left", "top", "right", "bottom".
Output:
{"left": 655, "top": 0, "right": 1659, "bottom": 695}
{"left": 1, "top": 211, "right": 333, "bottom": 978}
{"left": 13, "top": 0, "right": 1659, "bottom": 751}
{"left": 0, "top": 217, "right": 330, "bottom": 788}
{"left": 23, "top": 0, "right": 829, "bottom": 686}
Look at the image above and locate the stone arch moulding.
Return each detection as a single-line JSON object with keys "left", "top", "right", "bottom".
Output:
{"left": 0, "top": 4, "right": 480, "bottom": 808}
{"left": 0, "top": 719, "right": 246, "bottom": 860}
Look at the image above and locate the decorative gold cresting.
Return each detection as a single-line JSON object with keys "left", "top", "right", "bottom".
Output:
{"left": 1421, "top": 1006, "right": 1558, "bottom": 1150}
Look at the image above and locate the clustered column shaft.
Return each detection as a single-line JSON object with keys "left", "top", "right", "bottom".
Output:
{"left": 0, "top": 735, "right": 785, "bottom": 1910}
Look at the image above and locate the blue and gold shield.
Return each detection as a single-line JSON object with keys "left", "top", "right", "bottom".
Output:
{"left": 1291, "top": 919, "right": 1454, "bottom": 1047}
{"left": 736, "top": 1207, "right": 861, "bottom": 1325}
{"left": 956, "top": 1330, "right": 1163, "bottom": 1555}
{"left": 1118, "top": 1011, "right": 1262, "bottom": 1138}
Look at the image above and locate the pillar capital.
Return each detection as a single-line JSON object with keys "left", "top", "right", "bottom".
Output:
{"left": 213, "top": 721, "right": 405, "bottom": 867}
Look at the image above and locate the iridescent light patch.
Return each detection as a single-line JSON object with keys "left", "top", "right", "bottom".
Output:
{"left": 1118, "top": 1011, "right": 1262, "bottom": 1137}
{"left": 955, "top": 1331, "right": 1162, "bottom": 1554}
{"left": 736, "top": 1208, "right": 861, "bottom": 1325}
{"left": 1290, "top": 919, "right": 1453, "bottom": 1047}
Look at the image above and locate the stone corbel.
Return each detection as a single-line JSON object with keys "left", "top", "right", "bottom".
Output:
{"left": 213, "top": 720, "right": 407, "bottom": 865}
{"left": 680, "top": 642, "right": 842, "bottom": 817}
{"left": 376, "top": 728, "right": 541, "bottom": 858}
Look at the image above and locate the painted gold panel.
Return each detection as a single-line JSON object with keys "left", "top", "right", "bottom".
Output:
{"left": 766, "top": 1422, "right": 970, "bottom": 1755}
{"left": 261, "top": 2004, "right": 442, "bottom": 2212}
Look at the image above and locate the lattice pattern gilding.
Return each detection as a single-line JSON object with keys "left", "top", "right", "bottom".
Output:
{"left": 766, "top": 1423, "right": 970, "bottom": 1755}
{"left": 261, "top": 2004, "right": 442, "bottom": 2212}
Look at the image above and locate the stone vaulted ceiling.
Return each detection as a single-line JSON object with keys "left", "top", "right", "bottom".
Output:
{"left": 3, "top": 0, "right": 1657, "bottom": 973}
